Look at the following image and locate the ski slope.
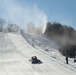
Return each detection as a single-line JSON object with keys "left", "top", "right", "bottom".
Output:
{"left": 21, "top": 32, "right": 60, "bottom": 50}
{"left": 0, "top": 32, "right": 76, "bottom": 75}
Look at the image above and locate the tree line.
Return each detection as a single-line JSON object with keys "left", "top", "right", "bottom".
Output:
{"left": 0, "top": 18, "right": 20, "bottom": 32}
{"left": 44, "top": 22, "right": 76, "bottom": 58}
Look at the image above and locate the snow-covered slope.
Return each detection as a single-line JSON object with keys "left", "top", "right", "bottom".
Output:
{"left": 21, "top": 32, "right": 60, "bottom": 50}
{"left": 0, "top": 32, "right": 76, "bottom": 75}
{"left": 21, "top": 32, "right": 76, "bottom": 69}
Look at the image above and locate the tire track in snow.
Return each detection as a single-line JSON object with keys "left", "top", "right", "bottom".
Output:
{"left": 8, "top": 33, "right": 76, "bottom": 75}
{"left": 8, "top": 33, "right": 63, "bottom": 75}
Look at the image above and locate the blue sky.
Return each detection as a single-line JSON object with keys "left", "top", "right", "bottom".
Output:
{"left": 0, "top": 0, "right": 76, "bottom": 29}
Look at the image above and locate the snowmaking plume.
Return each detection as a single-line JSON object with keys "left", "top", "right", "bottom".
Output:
{"left": 0, "top": 0, "right": 48, "bottom": 33}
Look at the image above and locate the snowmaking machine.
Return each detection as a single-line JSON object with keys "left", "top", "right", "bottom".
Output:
{"left": 29, "top": 56, "right": 42, "bottom": 64}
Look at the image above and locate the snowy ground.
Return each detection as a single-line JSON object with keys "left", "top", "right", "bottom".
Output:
{"left": 21, "top": 32, "right": 60, "bottom": 49}
{"left": 0, "top": 32, "right": 76, "bottom": 75}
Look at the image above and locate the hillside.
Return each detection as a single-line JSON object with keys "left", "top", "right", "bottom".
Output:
{"left": 44, "top": 22, "right": 76, "bottom": 45}
{"left": 0, "top": 32, "right": 76, "bottom": 75}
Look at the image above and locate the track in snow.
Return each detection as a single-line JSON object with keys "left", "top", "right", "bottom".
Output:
{"left": 0, "top": 32, "right": 76, "bottom": 75}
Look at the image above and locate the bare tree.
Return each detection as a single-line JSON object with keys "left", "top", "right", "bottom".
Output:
{"left": 26, "top": 22, "right": 35, "bottom": 33}
{"left": 8, "top": 24, "right": 19, "bottom": 32}
{"left": 26, "top": 22, "right": 42, "bottom": 34}
{"left": 0, "top": 18, "right": 6, "bottom": 32}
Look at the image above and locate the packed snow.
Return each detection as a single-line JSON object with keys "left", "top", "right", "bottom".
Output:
{"left": 0, "top": 32, "right": 76, "bottom": 75}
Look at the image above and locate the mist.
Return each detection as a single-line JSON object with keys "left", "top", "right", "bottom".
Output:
{"left": 0, "top": 0, "right": 47, "bottom": 33}
{"left": 44, "top": 22, "right": 76, "bottom": 47}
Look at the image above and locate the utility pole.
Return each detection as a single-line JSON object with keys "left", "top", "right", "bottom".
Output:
{"left": 66, "top": 49, "right": 69, "bottom": 64}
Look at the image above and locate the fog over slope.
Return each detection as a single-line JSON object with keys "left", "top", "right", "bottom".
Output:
{"left": 0, "top": 0, "right": 47, "bottom": 33}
